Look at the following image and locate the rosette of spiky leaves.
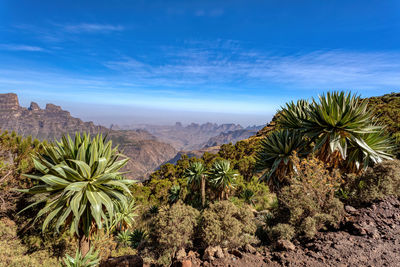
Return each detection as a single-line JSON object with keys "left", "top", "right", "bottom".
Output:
{"left": 255, "top": 129, "right": 306, "bottom": 191}
{"left": 278, "top": 99, "right": 311, "bottom": 130}
{"left": 148, "top": 205, "right": 159, "bottom": 215}
{"left": 111, "top": 196, "right": 137, "bottom": 231}
{"left": 303, "top": 92, "right": 385, "bottom": 165}
{"left": 209, "top": 159, "right": 237, "bottom": 199}
{"left": 347, "top": 131, "right": 395, "bottom": 172}
{"left": 130, "top": 228, "right": 148, "bottom": 248}
{"left": 62, "top": 247, "right": 100, "bottom": 267}
{"left": 116, "top": 230, "right": 132, "bottom": 247}
{"left": 184, "top": 162, "right": 206, "bottom": 190}
{"left": 19, "top": 133, "right": 135, "bottom": 239}
{"left": 240, "top": 188, "right": 255, "bottom": 205}
{"left": 168, "top": 184, "right": 181, "bottom": 204}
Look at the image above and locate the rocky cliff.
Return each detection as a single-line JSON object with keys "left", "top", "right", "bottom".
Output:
{"left": 0, "top": 93, "right": 104, "bottom": 140}
{"left": 0, "top": 93, "right": 176, "bottom": 180}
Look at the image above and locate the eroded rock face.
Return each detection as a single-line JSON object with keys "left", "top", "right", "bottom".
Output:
{"left": 0, "top": 93, "right": 20, "bottom": 111}
{"left": 0, "top": 93, "right": 176, "bottom": 181}
{"left": 28, "top": 102, "right": 40, "bottom": 111}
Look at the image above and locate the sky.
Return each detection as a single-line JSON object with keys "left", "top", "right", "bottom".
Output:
{"left": 0, "top": 0, "right": 400, "bottom": 127}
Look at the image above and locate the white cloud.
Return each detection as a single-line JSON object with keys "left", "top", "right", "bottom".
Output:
{"left": 62, "top": 23, "right": 124, "bottom": 33}
{"left": 0, "top": 44, "right": 44, "bottom": 51}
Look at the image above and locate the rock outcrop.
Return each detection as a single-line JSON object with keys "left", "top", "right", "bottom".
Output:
{"left": 0, "top": 93, "right": 19, "bottom": 110}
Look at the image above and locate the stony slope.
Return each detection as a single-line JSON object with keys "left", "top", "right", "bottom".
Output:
{"left": 104, "top": 197, "right": 400, "bottom": 267}
{"left": 0, "top": 93, "right": 176, "bottom": 180}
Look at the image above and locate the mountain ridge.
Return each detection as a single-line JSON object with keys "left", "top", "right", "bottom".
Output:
{"left": 114, "top": 122, "right": 263, "bottom": 150}
{"left": 0, "top": 93, "right": 176, "bottom": 180}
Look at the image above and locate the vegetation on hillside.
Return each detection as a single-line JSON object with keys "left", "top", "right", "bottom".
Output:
{"left": 367, "top": 93, "right": 400, "bottom": 157}
{"left": 1, "top": 91, "right": 399, "bottom": 266}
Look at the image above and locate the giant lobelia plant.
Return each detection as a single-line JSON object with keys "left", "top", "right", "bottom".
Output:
{"left": 257, "top": 91, "right": 394, "bottom": 192}
{"left": 19, "top": 133, "right": 135, "bottom": 255}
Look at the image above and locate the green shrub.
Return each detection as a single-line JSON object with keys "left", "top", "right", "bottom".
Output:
{"left": 236, "top": 177, "right": 275, "bottom": 211}
{"left": 151, "top": 202, "right": 200, "bottom": 253}
{"left": 348, "top": 159, "right": 400, "bottom": 203}
{"left": 200, "top": 201, "right": 257, "bottom": 248}
{"left": 85, "top": 230, "right": 116, "bottom": 260}
{"left": 0, "top": 218, "right": 60, "bottom": 267}
{"left": 267, "top": 223, "right": 295, "bottom": 241}
{"left": 268, "top": 155, "right": 344, "bottom": 240}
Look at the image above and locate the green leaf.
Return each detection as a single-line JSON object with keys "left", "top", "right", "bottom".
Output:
{"left": 68, "top": 159, "right": 91, "bottom": 179}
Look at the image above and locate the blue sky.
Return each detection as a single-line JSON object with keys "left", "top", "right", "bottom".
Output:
{"left": 0, "top": 0, "right": 400, "bottom": 126}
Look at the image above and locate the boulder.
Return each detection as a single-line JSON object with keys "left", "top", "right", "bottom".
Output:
{"left": 231, "top": 249, "right": 243, "bottom": 258}
{"left": 203, "top": 246, "right": 216, "bottom": 261}
{"left": 276, "top": 239, "right": 296, "bottom": 251}
{"left": 345, "top": 205, "right": 358, "bottom": 214}
{"left": 214, "top": 246, "right": 224, "bottom": 259}
{"left": 244, "top": 243, "right": 257, "bottom": 254}
{"left": 100, "top": 255, "right": 143, "bottom": 267}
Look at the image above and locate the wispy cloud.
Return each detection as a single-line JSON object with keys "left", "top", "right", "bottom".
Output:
{"left": 1, "top": 38, "right": 399, "bottom": 119}
{"left": 104, "top": 42, "right": 400, "bottom": 90}
{"left": 62, "top": 23, "right": 124, "bottom": 33}
{"left": 0, "top": 44, "right": 44, "bottom": 51}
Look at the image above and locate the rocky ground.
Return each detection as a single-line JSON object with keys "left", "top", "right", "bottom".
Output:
{"left": 102, "top": 196, "right": 400, "bottom": 267}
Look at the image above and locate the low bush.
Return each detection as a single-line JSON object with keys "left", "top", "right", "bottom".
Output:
{"left": 91, "top": 230, "right": 118, "bottom": 260}
{"left": 200, "top": 201, "right": 257, "bottom": 248}
{"left": 267, "top": 155, "right": 344, "bottom": 240}
{"left": 0, "top": 217, "right": 59, "bottom": 267}
{"left": 151, "top": 202, "right": 200, "bottom": 254}
{"left": 267, "top": 223, "right": 295, "bottom": 241}
{"left": 347, "top": 159, "right": 400, "bottom": 204}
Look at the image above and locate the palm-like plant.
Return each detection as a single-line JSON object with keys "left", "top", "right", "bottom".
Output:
{"left": 304, "top": 92, "right": 381, "bottom": 165}
{"left": 116, "top": 230, "right": 132, "bottom": 247}
{"left": 255, "top": 129, "right": 306, "bottom": 191}
{"left": 168, "top": 184, "right": 181, "bottom": 204}
{"left": 209, "top": 159, "right": 237, "bottom": 200}
{"left": 62, "top": 247, "right": 100, "bottom": 267}
{"left": 111, "top": 196, "right": 137, "bottom": 231}
{"left": 279, "top": 99, "right": 311, "bottom": 130}
{"left": 184, "top": 162, "right": 207, "bottom": 207}
{"left": 277, "top": 91, "right": 394, "bottom": 170}
{"left": 130, "top": 228, "right": 148, "bottom": 248}
{"left": 19, "top": 133, "right": 135, "bottom": 255}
